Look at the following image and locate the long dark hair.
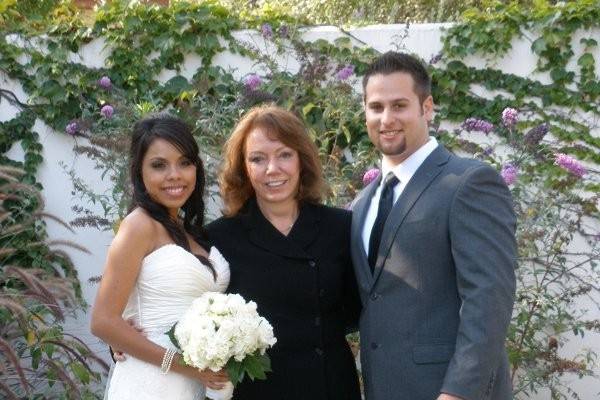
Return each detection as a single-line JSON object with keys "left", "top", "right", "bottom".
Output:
{"left": 128, "top": 115, "right": 215, "bottom": 278}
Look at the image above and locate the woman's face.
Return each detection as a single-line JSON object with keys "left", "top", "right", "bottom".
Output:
{"left": 141, "top": 138, "right": 196, "bottom": 217}
{"left": 244, "top": 127, "right": 301, "bottom": 209}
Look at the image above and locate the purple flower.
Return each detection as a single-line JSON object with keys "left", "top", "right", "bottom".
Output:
{"left": 278, "top": 25, "right": 289, "bottom": 38}
{"left": 65, "top": 121, "right": 78, "bottom": 136}
{"left": 261, "top": 23, "right": 273, "bottom": 39}
{"left": 524, "top": 123, "right": 548, "bottom": 147}
{"left": 98, "top": 76, "right": 112, "bottom": 89}
{"left": 337, "top": 65, "right": 354, "bottom": 81}
{"left": 501, "top": 164, "right": 518, "bottom": 186}
{"left": 100, "top": 104, "right": 114, "bottom": 119}
{"left": 244, "top": 74, "right": 262, "bottom": 91}
{"left": 462, "top": 118, "right": 494, "bottom": 134}
{"left": 501, "top": 107, "right": 518, "bottom": 128}
{"left": 429, "top": 52, "right": 442, "bottom": 65}
{"left": 554, "top": 153, "right": 586, "bottom": 178}
{"left": 362, "top": 168, "right": 380, "bottom": 186}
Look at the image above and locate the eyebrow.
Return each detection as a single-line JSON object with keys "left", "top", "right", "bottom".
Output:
{"left": 367, "top": 97, "right": 410, "bottom": 105}
{"left": 247, "top": 146, "right": 291, "bottom": 155}
{"left": 147, "top": 155, "right": 188, "bottom": 162}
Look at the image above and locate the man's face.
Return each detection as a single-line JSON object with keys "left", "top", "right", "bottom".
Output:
{"left": 364, "top": 72, "right": 433, "bottom": 165}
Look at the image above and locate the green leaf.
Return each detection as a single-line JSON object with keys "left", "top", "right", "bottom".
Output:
{"left": 302, "top": 103, "right": 316, "bottom": 116}
{"left": 166, "top": 324, "right": 181, "bottom": 350}
{"left": 70, "top": 362, "right": 90, "bottom": 384}
{"left": 44, "top": 343, "right": 55, "bottom": 358}
{"left": 577, "top": 53, "right": 595, "bottom": 68}
{"left": 31, "top": 347, "right": 41, "bottom": 370}
{"left": 580, "top": 38, "right": 598, "bottom": 47}
{"left": 226, "top": 359, "right": 244, "bottom": 385}
{"left": 531, "top": 37, "right": 546, "bottom": 54}
{"left": 241, "top": 353, "right": 271, "bottom": 381}
{"left": 162, "top": 76, "right": 191, "bottom": 95}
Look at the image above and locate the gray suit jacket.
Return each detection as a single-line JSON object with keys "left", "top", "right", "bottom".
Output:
{"left": 351, "top": 145, "right": 517, "bottom": 400}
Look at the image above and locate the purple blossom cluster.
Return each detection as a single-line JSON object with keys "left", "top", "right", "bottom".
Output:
{"left": 98, "top": 76, "right": 112, "bottom": 89}
{"left": 501, "top": 107, "right": 518, "bottom": 128}
{"left": 554, "top": 153, "right": 586, "bottom": 178}
{"left": 261, "top": 23, "right": 273, "bottom": 39}
{"left": 101, "top": 104, "right": 114, "bottom": 119}
{"left": 337, "top": 65, "right": 355, "bottom": 81}
{"left": 429, "top": 52, "right": 442, "bottom": 65}
{"left": 500, "top": 164, "right": 518, "bottom": 186}
{"left": 244, "top": 74, "right": 262, "bottom": 91}
{"left": 462, "top": 118, "right": 494, "bottom": 134}
{"left": 278, "top": 25, "right": 289, "bottom": 38}
{"left": 65, "top": 121, "right": 79, "bottom": 136}
{"left": 362, "top": 168, "right": 380, "bottom": 186}
{"left": 524, "top": 123, "right": 548, "bottom": 146}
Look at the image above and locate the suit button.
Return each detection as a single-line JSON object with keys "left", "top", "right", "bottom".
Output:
{"left": 315, "top": 347, "right": 323, "bottom": 356}
{"left": 370, "top": 293, "right": 379, "bottom": 301}
{"left": 371, "top": 342, "right": 379, "bottom": 350}
{"left": 308, "top": 260, "right": 316, "bottom": 267}
{"left": 314, "top": 317, "right": 321, "bottom": 326}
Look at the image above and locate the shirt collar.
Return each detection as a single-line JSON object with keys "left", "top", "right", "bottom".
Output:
{"left": 381, "top": 137, "right": 438, "bottom": 185}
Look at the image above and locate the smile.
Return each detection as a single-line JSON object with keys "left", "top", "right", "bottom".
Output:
{"left": 163, "top": 186, "right": 186, "bottom": 195}
{"left": 265, "top": 180, "right": 286, "bottom": 187}
{"left": 380, "top": 130, "right": 401, "bottom": 137}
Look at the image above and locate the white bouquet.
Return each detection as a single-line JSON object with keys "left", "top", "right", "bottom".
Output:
{"left": 167, "top": 292, "right": 277, "bottom": 400}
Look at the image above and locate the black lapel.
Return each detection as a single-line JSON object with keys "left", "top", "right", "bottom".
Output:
{"left": 241, "top": 198, "right": 318, "bottom": 260}
{"left": 371, "top": 146, "right": 451, "bottom": 285}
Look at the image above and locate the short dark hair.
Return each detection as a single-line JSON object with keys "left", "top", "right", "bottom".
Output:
{"left": 362, "top": 51, "right": 431, "bottom": 103}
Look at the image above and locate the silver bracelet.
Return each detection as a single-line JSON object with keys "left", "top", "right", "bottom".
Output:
{"left": 160, "top": 348, "right": 177, "bottom": 374}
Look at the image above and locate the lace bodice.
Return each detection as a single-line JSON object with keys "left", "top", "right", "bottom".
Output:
{"left": 122, "top": 244, "right": 230, "bottom": 335}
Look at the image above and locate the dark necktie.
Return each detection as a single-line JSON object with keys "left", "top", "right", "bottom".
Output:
{"left": 368, "top": 172, "right": 399, "bottom": 272}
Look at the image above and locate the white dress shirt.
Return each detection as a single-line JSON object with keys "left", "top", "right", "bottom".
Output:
{"left": 361, "top": 137, "right": 439, "bottom": 255}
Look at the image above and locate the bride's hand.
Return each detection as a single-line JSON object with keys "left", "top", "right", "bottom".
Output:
{"left": 172, "top": 354, "right": 229, "bottom": 389}
{"left": 195, "top": 368, "right": 230, "bottom": 390}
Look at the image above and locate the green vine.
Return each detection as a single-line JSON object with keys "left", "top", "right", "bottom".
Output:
{"left": 1, "top": 0, "right": 599, "bottom": 398}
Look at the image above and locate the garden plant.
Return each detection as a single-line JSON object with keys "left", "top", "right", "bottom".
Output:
{"left": 1, "top": 0, "right": 599, "bottom": 399}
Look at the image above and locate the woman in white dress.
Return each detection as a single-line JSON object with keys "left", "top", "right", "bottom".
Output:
{"left": 91, "top": 116, "right": 230, "bottom": 399}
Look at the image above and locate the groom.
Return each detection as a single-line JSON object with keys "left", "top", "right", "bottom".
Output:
{"left": 350, "top": 51, "right": 517, "bottom": 400}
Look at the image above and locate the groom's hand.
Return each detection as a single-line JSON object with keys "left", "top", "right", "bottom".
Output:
{"left": 112, "top": 318, "right": 145, "bottom": 361}
{"left": 437, "top": 394, "right": 464, "bottom": 400}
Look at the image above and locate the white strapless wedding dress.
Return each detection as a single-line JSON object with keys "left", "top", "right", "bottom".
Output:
{"left": 105, "top": 244, "right": 230, "bottom": 400}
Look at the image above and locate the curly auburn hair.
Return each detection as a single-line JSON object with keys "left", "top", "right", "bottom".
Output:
{"left": 219, "top": 104, "right": 325, "bottom": 216}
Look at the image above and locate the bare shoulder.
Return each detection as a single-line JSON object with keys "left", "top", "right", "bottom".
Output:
{"left": 112, "top": 208, "right": 159, "bottom": 255}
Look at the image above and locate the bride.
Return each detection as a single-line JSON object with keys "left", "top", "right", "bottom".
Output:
{"left": 91, "top": 115, "right": 230, "bottom": 399}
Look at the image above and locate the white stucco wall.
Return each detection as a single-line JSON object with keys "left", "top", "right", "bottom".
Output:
{"left": 1, "top": 23, "right": 599, "bottom": 398}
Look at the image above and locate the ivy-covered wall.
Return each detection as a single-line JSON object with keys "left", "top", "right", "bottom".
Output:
{"left": 1, "top": 1, "right": 599, "bottom": 399}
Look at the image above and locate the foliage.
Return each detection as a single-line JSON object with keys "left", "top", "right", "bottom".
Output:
{"left": 433, "top": 1, "right": 600, "bottom": 397}
{"left": 211, "top": 0, "right": 541, "bottom": 25}
{"left": 0, "top": 164, "right": 109, "bottom": 399}
{"left": 1, "top": 0, "right": 599, "bottom": 398}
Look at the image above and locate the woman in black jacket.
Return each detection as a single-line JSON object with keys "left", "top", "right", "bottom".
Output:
{"left": 206, "top": 104, "right": 361, "bottom": 400}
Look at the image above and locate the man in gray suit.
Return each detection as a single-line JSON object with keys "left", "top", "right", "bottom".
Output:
{"left": 351, "top": 51, "right": 517, "bottom": 400}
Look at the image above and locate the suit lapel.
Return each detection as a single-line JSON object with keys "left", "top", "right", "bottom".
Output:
{"left": 241, "top": 198, "right": 317, "bottom": 260}
{"left": 371, "top": 146, "right": 451, "bottom": 286}
{"left": 351, "top": 176, "right": 381, "bottom": 286}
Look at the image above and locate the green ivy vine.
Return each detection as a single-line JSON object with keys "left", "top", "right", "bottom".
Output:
{"left": 1, "top": 0, "right": 599, "bottom": 399}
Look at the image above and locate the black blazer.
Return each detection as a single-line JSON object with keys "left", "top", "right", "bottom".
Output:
{"left": 206, "top": 199, "right": 361, "bottom": 400}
